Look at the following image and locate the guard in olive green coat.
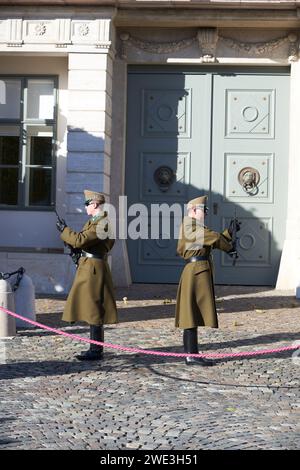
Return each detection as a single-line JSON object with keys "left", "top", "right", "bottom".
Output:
{"left": 56, "top": 190, "right": 117, "bottom": 361}
{"left": 175, "top": 195, "right": 239, "bottom": 366}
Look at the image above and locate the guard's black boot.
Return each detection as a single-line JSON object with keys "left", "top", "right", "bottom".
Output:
{"left": 76, "top": 325, "right": 104, "bottom": 361}
{"left": 183, "top": 328, "right": 214, "bottom": 367}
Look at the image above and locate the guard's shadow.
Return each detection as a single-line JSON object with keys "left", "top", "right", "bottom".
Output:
{"left": 1, "top": 330, "right": 299, "bottom": 380}
{"left": 217, "top": 296, "right": 300, "bottom": 314}
{"left": 0, "top": 417, "right": 20, "bottom": 447}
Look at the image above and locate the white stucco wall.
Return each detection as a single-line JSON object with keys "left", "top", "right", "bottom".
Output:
{"left": 65, "top": 52, "right": 114, "bottom": 231}
{"left": 0, "top": 56, "right": 75, "bottom": 294}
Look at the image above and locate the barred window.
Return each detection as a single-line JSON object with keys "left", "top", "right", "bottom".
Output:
{"left": 0, "top": 77, "right": 57, "bottom": 208}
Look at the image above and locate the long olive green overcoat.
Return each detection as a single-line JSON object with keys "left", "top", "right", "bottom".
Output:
{"left": 175, "top": 216, "right": 232, "bottom": 329}
{"left": 61, "top": 213, "right": 117, "bottom": 326}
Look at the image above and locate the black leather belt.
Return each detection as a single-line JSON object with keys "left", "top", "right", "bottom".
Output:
{"left": 81, "top": 251, "right": 107, "bottom": 260}
{"left": 187, "top": 255, "right": 209, "bottom": 263}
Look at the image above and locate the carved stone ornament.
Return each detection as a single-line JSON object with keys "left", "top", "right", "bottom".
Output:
{"left": 35, "top": 23, "right": 47, "bottom": 36}
{"left": 197, "top": 28, "right": 219, "bottom": 63}
{"left": 220, "top": 33, "right": 299, "bottom": 62}
{"left": 287, "top": 33, "right": 298, "bottom": 62}
{"left": 120, "top": 32, "right": 195, "bottom": 59}
{"left": 120, "top": 30, "right": 299, "bottom": 63}
{"left": 78, "top": 23, "right": 90, "bottom": 37}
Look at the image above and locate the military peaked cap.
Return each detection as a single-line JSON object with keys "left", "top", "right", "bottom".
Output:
{"left": 84, "top": 189, "right": 105, "bottom": 205}
{"left": 187, "top": 195, "right": 208, "bottom": 208}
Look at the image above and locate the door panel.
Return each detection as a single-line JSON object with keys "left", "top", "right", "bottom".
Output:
{"left": 125, "top": 72, "right": 211, "bottom": 282}
{"left": 211, "top": 73, "right": 289, "bottom": 285}
{"left": 125, "top": 69, "right": 290, "bottom": 285}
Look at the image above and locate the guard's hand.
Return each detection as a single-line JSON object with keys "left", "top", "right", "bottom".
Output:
{"left": 56, "top": 219, "right": 67, "bottom": 232}
{"left": 228, "top": 218, "right": 241, "bottom": 236}
{"left": 227, "top": 249, "right": 237, "bottom": 258}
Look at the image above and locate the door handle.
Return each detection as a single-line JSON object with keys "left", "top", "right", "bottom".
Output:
{"left": 238, "top": 167, "right": 260, "bottom": 196}
{"left": 213, "top": 203, "right": 218, "bottom": 215}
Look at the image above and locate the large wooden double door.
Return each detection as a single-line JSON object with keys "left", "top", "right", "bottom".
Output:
{"left": 125, "top": 67, "right": 290, "bottom": 285}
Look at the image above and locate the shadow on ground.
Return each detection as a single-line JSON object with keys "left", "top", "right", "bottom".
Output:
{"left": 32, "top": 294, "right": 300, "bottom": 331}
{"left": 0, "top": 417, "right": 20, "bottom": 447}
{"left": 1, "top": 330, "right": 299, "bottom": 382}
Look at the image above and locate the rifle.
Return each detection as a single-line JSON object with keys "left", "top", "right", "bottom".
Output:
{"left": 55, "top": 209, "right": 65, "bottom": 226}
{"left": 228, "top": 209, "right": 240, "bottom": 266}
{"left": 55, "top": 209, "right": 82, "bottom": 267}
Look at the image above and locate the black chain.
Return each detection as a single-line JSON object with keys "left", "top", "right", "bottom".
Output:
{"left": 0, "top": 267, "right": 25, "bottom": 291}
{"left": 12, "top": 267, "right": 25, "bottom": 292}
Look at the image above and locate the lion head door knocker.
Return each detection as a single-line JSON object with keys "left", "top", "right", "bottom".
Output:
{"left": 154, "top": 166, "right": 176, "bottom": 192}
{"left": 238, "top": 167, "right": 260, "bottom": 196}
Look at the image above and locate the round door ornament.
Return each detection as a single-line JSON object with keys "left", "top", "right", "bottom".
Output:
{"left": 154, "top": 166, "right": 176, "bottom": 192}
{"left": 238, "top": 167, "right": 260, "bottom": 196}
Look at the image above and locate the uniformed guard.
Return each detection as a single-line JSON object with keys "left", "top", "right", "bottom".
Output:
{"left": 175, "top": 195, "right": 239, "bottom": 366}
{"left": 56, "top": 190, "right": 117, "bottom": 361}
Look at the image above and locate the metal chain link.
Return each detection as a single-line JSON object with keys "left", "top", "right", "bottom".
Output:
{"left": 0, "top": 267, "right": 25, "bottom": 291}
{"left": 0, "top": 272, "right": 11, "bottom": 281}
{"left": 12, "top": 267, "right": 25, "bottom": 292}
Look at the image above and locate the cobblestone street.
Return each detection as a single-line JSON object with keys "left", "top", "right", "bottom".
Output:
{"left": 0, "top": 285, "right": 299, "bottom": 450}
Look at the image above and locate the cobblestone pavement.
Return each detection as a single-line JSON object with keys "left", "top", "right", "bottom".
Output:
{"left": 0, "top": 285, "right": 299, "bottom": 450}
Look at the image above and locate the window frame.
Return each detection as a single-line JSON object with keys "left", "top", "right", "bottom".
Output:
{"left": 0, "top": 75, "right": 58, "bottom": 211}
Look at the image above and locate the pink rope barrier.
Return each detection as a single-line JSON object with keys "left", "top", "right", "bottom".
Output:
{"left": 0, "top": 306, "right": 299, "bottom": 359}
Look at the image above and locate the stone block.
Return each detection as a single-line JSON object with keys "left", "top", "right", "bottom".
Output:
{"left": 67, "top": 152, "right": 110, "bottom": 174}
{"left": 65, "top": 172, "right": 106, "bottom": 193}
{"left": 67, "top": 131, "right": 105, "bottom": 152}
{"left": 68, "top": 91, "right": 112, "bottom": 115}
{"left": 68, "top": 70, "right": 108, "bottom": 91}
{"left": 68, "top": 110, "right": 107, "bottom": 133}
{"left": 66, "top": 173, "right": 110, "bottom": 195}
{"left": 68, "top": 53, "right": 110, "bottom": 71}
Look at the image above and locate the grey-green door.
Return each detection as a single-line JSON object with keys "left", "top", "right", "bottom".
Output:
{"left": 125, "top": 71, "right": 211, "bottom": 283}
{"left": 211, "top": 72, "right": 289, "bottom": 285}
{"left": 125, "top": 68, "right": 290, "bottom": 285}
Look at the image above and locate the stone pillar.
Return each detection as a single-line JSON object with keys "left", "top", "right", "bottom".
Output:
{"left": 276, "top": 60, "right": 300, "bottom": 291}
{"left": 66, "top": 24, "right": 114, "bottom": 231}
{"left": 110, "top": 57, "right": 132, "bottom": 286}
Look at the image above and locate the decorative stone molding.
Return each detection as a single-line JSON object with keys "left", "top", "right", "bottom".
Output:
{"left": 3, "top": 18, "right": 23, "bottom": 46}
{"left": 120, "top": 32, "right": 195, "bottom": 58}
{"left": 221, "top": 33, "right": 299, "bottom": 62}
{"left": 120, "top": 29, "right": 299, "bottom": 63}
{"left": 34, "top": 22, "right": 47, "bottom": 36}
{"left": 94, "top": 42, "right": 114, "bottom": 55}
{"left": 0, "top": 17, "right": 114, "bottom": 51}
{"left": 197, "top": 28, "right": 218, "bottom": 63}
{"left": 94, "top": 18, "right": 114, "bottom": 54}
{"left": 71, "top": 20, "right": 94, "bottom": 43}
{"left": 56, "top": 18, "right": 71, "bottom": 47}
{"left": 122, "top": 33, "right": 189, "bottom": 54}
{"left": 6, "top": 42, "right": 23, "bottom": 48}
{"left": 287, "top": 33, "right": 299, "bottom": 62}
{"left": 78, "top": 23, "right": 90, "bottom": 37}
{"left": 23, "top": 20, "right": 55, "bottom": 43}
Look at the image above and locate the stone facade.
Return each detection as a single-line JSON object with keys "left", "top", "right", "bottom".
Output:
{"left": 0, "top": 3, "right": 299, "bottom": 292}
